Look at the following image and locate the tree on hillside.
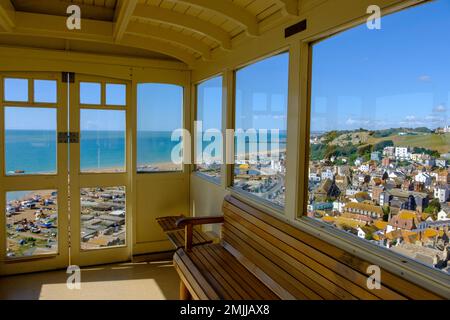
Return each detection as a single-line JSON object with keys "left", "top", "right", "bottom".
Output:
{"left": 424, "top": 198, "right": 441, "bottom": 216}
{"left": 373, "top": 140, "right": 394, "bottom": 152}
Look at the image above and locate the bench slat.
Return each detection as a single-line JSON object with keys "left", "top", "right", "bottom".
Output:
{"left": 156, "top": 215, "right": 185, "bottom": 232}
{"left": 224, "top": 221, "right": 354, "bottom": 300}
{"left": 175, "top": 249, "right": 220, "bottom": 300}
{"left": 206, "top": 244, "right": 277, "bottom": 300}
{"left": 176, "top": 244, "right": 279, "bottom": 300}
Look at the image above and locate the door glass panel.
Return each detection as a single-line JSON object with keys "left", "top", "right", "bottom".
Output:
{"left": 80, "top": 109, "right": 126, "bottom": 173}
{"left": 34, "top": 80, "right": 57, "bottom": 103}
{"left": 137, "top": 83, "right": 183, "bottom": 172}
{"left": 6, "top": 190, "right": 58, "bottom": 258}
{"left": 106, "top": 84, "right": 126, "bottom": 106}
{"left": 80, "top": 187, "right": 126, "bottom": 250}
{"left": 80, "top": 82, "right": 101, "bottom": 105}
{"left": 4, "top": 78, "right": 28, "bottom": 102}
{"left": 5, "top": 107, "right": 57, "bottom": 175}
{"left": 195, "top": 76, "right": 223, "bottom": 181}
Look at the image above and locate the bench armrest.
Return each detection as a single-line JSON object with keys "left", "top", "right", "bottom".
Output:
{"left": 176, "top": 216, "right": 224, "bottom": 251}
{"left": 176, "top": 216, "right": 224, "bottom": 228}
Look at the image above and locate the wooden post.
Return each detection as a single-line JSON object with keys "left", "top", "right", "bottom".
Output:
{"left": 179, "top": 280, "right": 191, "bottom": 300}
{"left": 185, "top": 224, "right": 193, "bottom": 251}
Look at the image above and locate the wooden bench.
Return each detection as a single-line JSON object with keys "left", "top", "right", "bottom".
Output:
{"left": 156, "top": 215, "right": 213, "bottom": 250}
{"left": 173, "top": 195, "right": 445, "bottom": 300}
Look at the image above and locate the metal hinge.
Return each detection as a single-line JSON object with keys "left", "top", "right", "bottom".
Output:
{"left": 58, "top": 132, "right": 79, "bottom": 143}
{"left": 62, "top": 72, "right": 75, "bottom": 83}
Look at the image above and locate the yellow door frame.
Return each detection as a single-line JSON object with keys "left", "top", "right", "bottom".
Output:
{"left": 69, "top": 74, "right": 132, "bottom": 267}
{"left": 0, "top": 71, "right": 70, "bottom": 275}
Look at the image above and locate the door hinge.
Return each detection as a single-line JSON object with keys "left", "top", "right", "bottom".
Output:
{"left": 58, "top": 132, "right": 79, "bottom": 143}
{"left": 62, "top": 72, "right": 75, "bottom": 83}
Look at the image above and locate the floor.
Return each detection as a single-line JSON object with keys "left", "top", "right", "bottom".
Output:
{"left": 0, "top": 260, "right": 179, "bottom": 300}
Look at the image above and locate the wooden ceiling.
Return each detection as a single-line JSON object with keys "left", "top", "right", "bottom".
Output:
{"left": 0, "top": 0, "right": 300, "bottom": 66}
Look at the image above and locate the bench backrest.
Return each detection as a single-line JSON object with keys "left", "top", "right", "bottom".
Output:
{"left": 221, "top": 195, "right": 444, "bottom": 300}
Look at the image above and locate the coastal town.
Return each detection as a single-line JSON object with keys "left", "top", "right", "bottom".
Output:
{"left": 308, "top": 128, "right": 450, "bottom": 273}
{"left": 80, "top": 187, "right": 126, "bottom": 250}
{"left": 6, "top": 190, "right": 58, "bottom": 258}
{"left": 234, "top": 150, "right": 287, "bottom": 207}
{"left": 6, "top": 187, "right": 126, "bottom": 258}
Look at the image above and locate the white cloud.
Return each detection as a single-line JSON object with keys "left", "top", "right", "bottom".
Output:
{"left": 433, "top": 104, "right": 447, "bottom": 113}
{"left": 345, "top": 118, "right": 371, "bottom": 126}
{"left": 418, "top": 75, "right": 432, "bottom": 82}
{"left": 425, "top": 115, "right": 445, "bottom": 123}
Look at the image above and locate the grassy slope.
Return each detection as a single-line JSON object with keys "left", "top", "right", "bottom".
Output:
{"left": 367, "top": 133, "right": 450, "bottom": 154}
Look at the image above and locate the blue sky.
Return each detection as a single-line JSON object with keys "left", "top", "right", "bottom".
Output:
{"left": 235, "top": 52, "right": 289, "bottom": 131}
{"left": 137, "top": 83, "right": 183, "bottom": 131}
{"left": 197, "top": 75, "right": 223, "bottom": 131}
{"left": 311, "top": 0, "right": 450, "bottom": 132}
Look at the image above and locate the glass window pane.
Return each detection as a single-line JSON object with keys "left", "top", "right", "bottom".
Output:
{"left": 34, "top": 80, "right": 57, "bottom": 103}
{"left": 195, "top": 76, "right": 223, "bottom": 181}
{"left": 80, "top": 187, "right": 126, "bottom": 250}
{"left": 308, "top": 0, "right": 450, "bottom": 273}
{"left": 4, "top": 78, "right": 28, "bottom": 102}
{"left": 80, "top": 82, "right": 101, "bottom": 105}
{"left": 233, "top": 53, "right": 289, "bottom": 207}
{"left": 137, "top": 83, "right": 183, "bottom": 172}
{"left": 106, "top": 84, "right": 126, "bottom": 106}
{"left": 5, "top": 107, "right": 57, "bottom": 175}
{"left": 80, "top": 109, "right": 125, "bottom": 173}
{"left": 6, "top": 190, "right": 58, "bottom": 258}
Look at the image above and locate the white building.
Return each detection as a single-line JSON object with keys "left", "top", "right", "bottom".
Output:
{"left": 356, "top": 227, "right": 366, "bottom": 239}
{"left": 309, "top": 173, "right": 321, "bottom": 183}
{"left": 436, "top": 159, "right": 447, "bottom": 168}
{"left": 333, "top": 201, "right": 345, "bottom": 213}
{"left": 437, "top": 210, "right": 449, "bottom": 221}
{"left": 321, "top": 168, "right": 334, "bottom": 180}
{"left": 359, "top": 163, "right": 370, "bottom": 173}
{"left": 395, "top": 147, "right": 410, "bottom": 160}
{"left": 383, "top": 146, "right": 395, "bottom": 158}
{"left": 415, "top": 172, "right": 432, "bottom": 186}
{"left": 354, "top": 157, "right": 364, "bottom": 166}
{"left": 434, "top": 186, "right": 450, "bottom": 203}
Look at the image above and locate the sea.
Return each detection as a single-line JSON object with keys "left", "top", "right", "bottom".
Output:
{"left": 4, "top": 129, "right": 287, "bottom": 201}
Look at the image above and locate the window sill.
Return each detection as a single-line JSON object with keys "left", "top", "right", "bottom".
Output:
{"left": 228, "top": 186, "right": 285, "bottom": 217}
{"left": 292, "top": 216, "right": 450, "bottom": 299}
{"left": 192, "top": 171, "right": 221, "bottom": 186}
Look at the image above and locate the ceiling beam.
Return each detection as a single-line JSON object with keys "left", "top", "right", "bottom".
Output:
{"left": 121, "top": 35, "right": 196, "bottom": 66}
{"left": 127, "top": 21, "right": 211, "bottom": 60}
{"left": 0, "top": 0, "right": 15, "bottom": 32}
{"left": 13, "top": 12, "right": 112, "bottom": 43}
{"left": 4, "top": 12, "right": 196, "bottom": 66}
{"left": 276, "top": 0, "right": 299, "bottom": 16}
{"left": 132, "top": 4, "right": 231, "bottom": 50}
{"left": 113, "top": 0, "right": 138, "bottom": 42}
{"left": 12, "top": 0, "right": 115, "bottom": 21}
{"left": 175, "top": 0, "right": 259, "bottom": 37}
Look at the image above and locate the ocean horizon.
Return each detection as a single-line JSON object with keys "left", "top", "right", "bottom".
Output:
{"left": 4, "top": 129, "right": 287, "bottom": 174}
